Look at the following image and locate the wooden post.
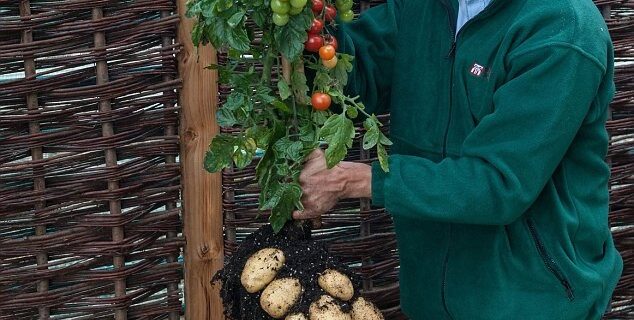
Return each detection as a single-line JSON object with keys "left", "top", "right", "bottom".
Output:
{"left": 177, "top": 1, "right": 224, "bottom": 319}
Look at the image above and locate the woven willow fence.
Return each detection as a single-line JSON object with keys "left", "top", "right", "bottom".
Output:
{"left": 220, "top": 1, "right": 634, "bottom": 319}
{"left": 0, "top": 1, "right": 183, "bottom": 319}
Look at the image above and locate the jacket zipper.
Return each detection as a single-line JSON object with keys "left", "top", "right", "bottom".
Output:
{"left": 438, "top": 1, "right": 505, "bottom": 317}
{"left": 440, "top": 3, "right": 456, "bottom": 318}
{"left": 526, "top": 218, "right": 575, "bottom": 301}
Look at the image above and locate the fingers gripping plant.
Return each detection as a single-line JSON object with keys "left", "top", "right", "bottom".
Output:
{"left": 187, "top": 0, "right": 391, "bottom": 233}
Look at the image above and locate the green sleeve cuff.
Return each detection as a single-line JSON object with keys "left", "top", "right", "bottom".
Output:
{"left": 371, "top": 161, "right": 387, "bottom": 207}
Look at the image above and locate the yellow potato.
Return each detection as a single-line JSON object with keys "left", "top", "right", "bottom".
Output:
{"left": 317, "top": 269, "right": 354, "bottom": 301}
{"left": 240, "top": 248, "right": 285, "bottom": 293}
{"left": 285, "top": 313, "right": 308, "bottom": 320}
{"left": 260, "top": 278, "right": 303, "bottom": 319}
{"left": 350, "top": 297, "right": 384, "bottom": 320}
{"left": 309, "top": 295, "right": 352, "bottom": 320}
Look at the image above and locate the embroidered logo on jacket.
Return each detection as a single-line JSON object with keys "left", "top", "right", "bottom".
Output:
{"left": 469, "top": 63, "right": 486, "bottom": 77}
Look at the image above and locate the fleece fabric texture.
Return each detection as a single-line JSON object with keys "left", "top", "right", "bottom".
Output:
{"left": 336, "top": 0, "right": 623, "bottom": 319}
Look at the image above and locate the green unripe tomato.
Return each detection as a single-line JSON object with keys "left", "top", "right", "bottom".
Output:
{"left": 290, "top": 0, "right": 308, "bottom": 8}
{"left": 335, "top": 0, "right": 353, "bottom": 11}
{"left": 271, "top": 0, "right": 291, "bottom": 14}
{"left": 339, "top": 9, "right": 354, "bottom": 22}
{"left": 289, "top": 5, "right": 303, "bottom": 15}
{"left": 273, "top": 13, "right": 290, "bottom": 26}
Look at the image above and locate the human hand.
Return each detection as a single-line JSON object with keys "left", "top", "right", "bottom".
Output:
{"left": 293, "top": 149, "right": 372, "bottom": 221}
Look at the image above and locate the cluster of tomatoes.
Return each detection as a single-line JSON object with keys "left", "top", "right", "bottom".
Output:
{"left": 271, "top": 0, "right": 309, "bottom": 26}
{"left": 303, "top": 0, "right": 355, "bottom": 111}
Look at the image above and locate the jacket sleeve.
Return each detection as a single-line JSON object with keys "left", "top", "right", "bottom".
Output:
{"left": 335, "top": 0, "right": 401, "bottom": 115}
{"left": 371, "top": 44, "right": 611, "bottom": 225}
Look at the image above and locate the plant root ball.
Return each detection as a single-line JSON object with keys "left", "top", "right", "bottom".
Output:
{"left": 309, "top": 295, "right": 352, "bottom": 320}
{"left": 285, "top": 313, "right": 309, "bottom": 320}
{"left": 350, "top": 297, "right": 384, "bottom": 320}
{"left": 317, "top": 269, "right": 354, "bottom": 301}
{"left": 260, "top": 278, "right": 303, "bottom": 319}
{"left": 241, "top": 248, "right": 286, "bottom": 293}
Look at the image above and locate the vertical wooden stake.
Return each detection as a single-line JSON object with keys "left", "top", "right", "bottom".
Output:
{"left": 177, "top": 1, "right": 224, "bottom": 319}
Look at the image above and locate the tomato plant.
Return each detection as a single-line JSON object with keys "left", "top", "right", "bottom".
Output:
{"left": 187, "top": 0, "right": 392, "bottom": 233}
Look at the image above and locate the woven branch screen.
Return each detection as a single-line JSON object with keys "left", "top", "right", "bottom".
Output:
{"left": 220, "top": 1, "right": 634, "bottom": 319}
{"left": 0, "top": 1, "right": 184, "bottom": 319}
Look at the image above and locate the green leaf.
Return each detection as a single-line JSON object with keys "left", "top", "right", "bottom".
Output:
{"left": 273, "top": 12, "right": 311, "bottom": 60}
{"left": 312, "top": 110, "right": 329, "bottom": 125}
{"left": 277, "top": 79, "right": 292, "bottom": 100}
{"left": 319, "top": 113, "right": 355, "bottom": 168}
{"left": 346, "top": 107, "right": 358, "bottom": 119}
{"left": 227, "top": 11, "right": 245, "bottom": 28}
{"left": 216, "top": 108, "right": 237, "bottom": 127}
{"left": 247, "top": 126, "right": 272, "bottom": 149}
{"left": 271, "top": 100, "right": 291, "bottom": 113}
{"left": 377, "top": 143, "right": 390, "bottom": 172}
{"left": 380, "top": 133, "right": 393, "bottom": 146}
{"left": 252, "top": 10, "right": 267, "bottom": 28}
{"left": 313, "top": 70, "right": 331, "bottom": 90}
{"left": 269, "top": 183, "right": 302, "bottom": 233}
{"left": 225, "top": 92, "right": 247, "bottom": 110}
{"left": 204, "top": 134, "right": 235, "bottom": 172}
{"left": 331, "top": 54, "right": 354, "bottom": 88}
{"left": 362, "top": 121, "right": 380, "bottom": 150}
{"left": 233, "top": 137, "right": 257, "bottom": 169}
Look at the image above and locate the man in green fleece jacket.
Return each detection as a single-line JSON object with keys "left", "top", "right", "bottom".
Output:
{"left": 292, "top": 0, "right": 624, "bottom": 319}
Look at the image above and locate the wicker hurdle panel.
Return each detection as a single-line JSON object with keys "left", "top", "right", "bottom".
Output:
{"left": 0, "top": 1, "right": 183, "bottom": 319}
{"left": 604, "top": 1, "right": 634, "bottom": 318}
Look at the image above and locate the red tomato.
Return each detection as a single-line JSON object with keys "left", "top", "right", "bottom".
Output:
{"left": 324, "top": 5, "right": 337, "bottom": 21}
{"left": 311, "top": 92, "right": 332, "bottom": 110}
{"left": 304, "top": 34, "right": 324, "bottom": 53}
{"left": 311, "top": 0, "right": 324, "bottom": 14}
{"left": 319, "top": 45, "right": 336, "bottom": 61}
{"left": 308, "top": 19, "right": 324, "bottom": 35}
{"left": 323, "top": 34, "right": 338, "bottom": 51}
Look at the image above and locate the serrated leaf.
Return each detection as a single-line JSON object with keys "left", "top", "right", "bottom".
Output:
{"left": 204, "top": 134, "right": 235, "bottom": 172}
{"left": 227, "top": 11, "right": 245, "bottom": 28}
{"left": 224, "top": 92, "right": 246, "bottom": 113}
{"left": 233, "top": 137, "right": 257, "bottom": 169}
{"left": 273, "top": 13, "right": 311, "bottom": 60}
{"left": 363, "top": 126, "right": 380, "bottom": 150}
{"left": 271, "top": 100, "right": 291, "bottom": 113}
{"left": 377, "top": 143, "right": 389, "bottom": 172}
{"left": 269, "top": 183, "right": 302, "bottom": 233}
{"left": 277, "top": 79, "right": 292, "bottom": 100}
{"left": 331, "top": 54, "right": 354, "bottom": 88}
{"left": 252, "top": 10, "right": 267, "bottom": 28}
{"left": 216, "top": 108, "right": 237, "bottom": 127}
{"left": 312, "top": 110, "right": 329, "bottom": 125}
{"left": 246, "top": 126, "right": 271, "bottom": 149}
{"left": 319, "top": 113, "right": 355, "bottom": 168}
{"left": 380, "top": 133, "right": 393, "bottom": 146}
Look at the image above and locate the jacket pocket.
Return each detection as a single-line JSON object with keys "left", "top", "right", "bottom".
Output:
{"left": 525, "top": 218, "right": 575, "bottom": 301}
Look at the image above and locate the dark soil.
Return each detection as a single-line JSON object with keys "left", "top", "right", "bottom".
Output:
{"left": 212, "top": 222, "right": 360, "bottom": 319}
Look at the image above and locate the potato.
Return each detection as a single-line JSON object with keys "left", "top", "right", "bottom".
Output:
{"left": 285, "top": 313, "right": 308, "bottom": 320}
{"left": 350, "top": 297, "right": 384, "bottom": 320}
{"left": 317, "top": 269, "right": 354, "bottom": 301}
{"left": 260, "top": 278, "right": 303, "bottom": 319}
{"left": 309, "top": 295, "right": 352, "bottom": 320}
{"left": 241, "top": 248, "right": 285, "bottom": 293}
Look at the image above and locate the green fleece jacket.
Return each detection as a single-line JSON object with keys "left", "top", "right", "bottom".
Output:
{"left": 336, "top": 0, "right": 623, "bottom": 319}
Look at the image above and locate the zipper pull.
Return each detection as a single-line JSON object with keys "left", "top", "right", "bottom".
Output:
{"left": 446, "top": 41, "right": 456, "bottom": 58}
